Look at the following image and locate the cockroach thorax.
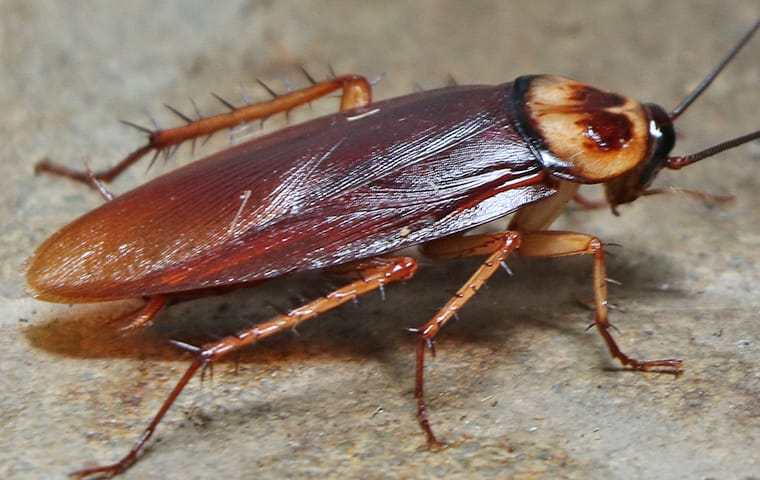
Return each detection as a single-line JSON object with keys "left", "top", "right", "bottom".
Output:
{"left": 510, "top": 75, "right": 651, "bottom": 183}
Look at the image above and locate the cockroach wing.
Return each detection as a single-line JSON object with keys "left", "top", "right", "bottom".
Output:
{"left": 27, "top": 84, "right": 555, "bottom": 302}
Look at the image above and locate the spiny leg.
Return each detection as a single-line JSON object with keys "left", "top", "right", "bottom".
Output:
{"left": 518, "top": 231, "right": 683, "bottom": 372}
{"left": 414, "top": 231, "right": 522, "bottom": 447}
{"left": 37, "top": 74, "right": 373, "bottom": 186}
{"left": 411, "top": 229, "right": 683, "bottom": 448}
{"left": 71, "top": 256, "right": 417, "bottom": 480}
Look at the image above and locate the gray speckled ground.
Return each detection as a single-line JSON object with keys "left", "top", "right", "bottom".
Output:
{"left": 1, "top": 1, "right": 759, "bottom": 479}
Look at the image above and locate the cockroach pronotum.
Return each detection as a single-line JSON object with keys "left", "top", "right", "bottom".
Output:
{"left": 26, "top": 19, "right": 759, "bottom": 479}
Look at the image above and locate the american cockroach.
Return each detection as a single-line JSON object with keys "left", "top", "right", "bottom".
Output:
{"left": 26, "top": 19, "right": 759, "bottom": 479}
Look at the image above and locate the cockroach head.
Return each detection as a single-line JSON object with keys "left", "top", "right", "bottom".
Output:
{"left": 596, "top": 20, "right": 759, "bottom": 213}
{"left": 601, "top": 102, "right": 676, "bottom": 210}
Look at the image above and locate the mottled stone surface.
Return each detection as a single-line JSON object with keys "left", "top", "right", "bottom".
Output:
{"left": 1, "top": 2, "right": 758, "bottom": 479}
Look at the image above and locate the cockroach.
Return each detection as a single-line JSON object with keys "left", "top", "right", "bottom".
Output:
{"left": 27, "top": 20, "right": 758, "bottom": 479}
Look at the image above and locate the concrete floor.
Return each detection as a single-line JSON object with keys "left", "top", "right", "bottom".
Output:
{"left": 1, "top": 1, "right": 758, "bottom": 479}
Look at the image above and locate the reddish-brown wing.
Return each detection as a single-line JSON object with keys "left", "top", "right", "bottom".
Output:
{"left": 27, "top": 84, "right": 555, "bottom": 302}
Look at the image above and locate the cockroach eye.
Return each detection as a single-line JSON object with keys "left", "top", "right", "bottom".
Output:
{"left": 638, "top": 103, "right": 676, "bottom": 187}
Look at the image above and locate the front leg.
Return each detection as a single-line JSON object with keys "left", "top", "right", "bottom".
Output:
{"left": 412, "top": 229, "right": 682, "bottom": 448}
{"left": 519, "top": 231, "right": 683, "bottom": 372}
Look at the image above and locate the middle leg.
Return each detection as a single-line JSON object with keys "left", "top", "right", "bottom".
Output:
{"left": 414, "top": 231, "right": 522, "bottom": 447}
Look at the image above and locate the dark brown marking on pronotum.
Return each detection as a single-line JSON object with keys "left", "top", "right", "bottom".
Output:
{"left": 509, "top": 74, "right": 649, "bottom": 182}
{"left": 577, "top": 110, "right": 634, "bottom": 152}
{"left": 570, "top": 85, "right": 628, "bottom": 109}
{"left": 24, "top": 18, "right": 759, "bottom": 479}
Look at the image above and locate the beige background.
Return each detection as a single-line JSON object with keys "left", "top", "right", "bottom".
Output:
{"left": 1, "top": 1, "right": 758, "bottom": 479}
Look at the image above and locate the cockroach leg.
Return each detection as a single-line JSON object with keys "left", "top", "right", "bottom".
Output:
{"left": 83, "top": 161, "right": 115, "bottom": 201}
{"left": 519, "top": 231, "right": 683, "bottom": 373}
{"left": 34, "top": 144, "right": 153, "bottom": 185}
{"left": 71, "top": 256, "right": 417, "bottom": 480}
{"left": 412, "top": 228, "right": 683, "bottom": 447}
{"left": 37, "top": 74, "right": 373, "bottom": 186}
{"left": 199, "top": 257, "right": 417, "bottom": 361}
{"left": 71, "top": 358, "right": 204, "bottom": 480}
{"left": 415, "top": 231, "right": 522, "bottom": 447}
{"left": 119, "top": 295, "right": 169, "bottom": 331}
{"left": 414, "top": 337, "right": 445, "bottom": 449}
